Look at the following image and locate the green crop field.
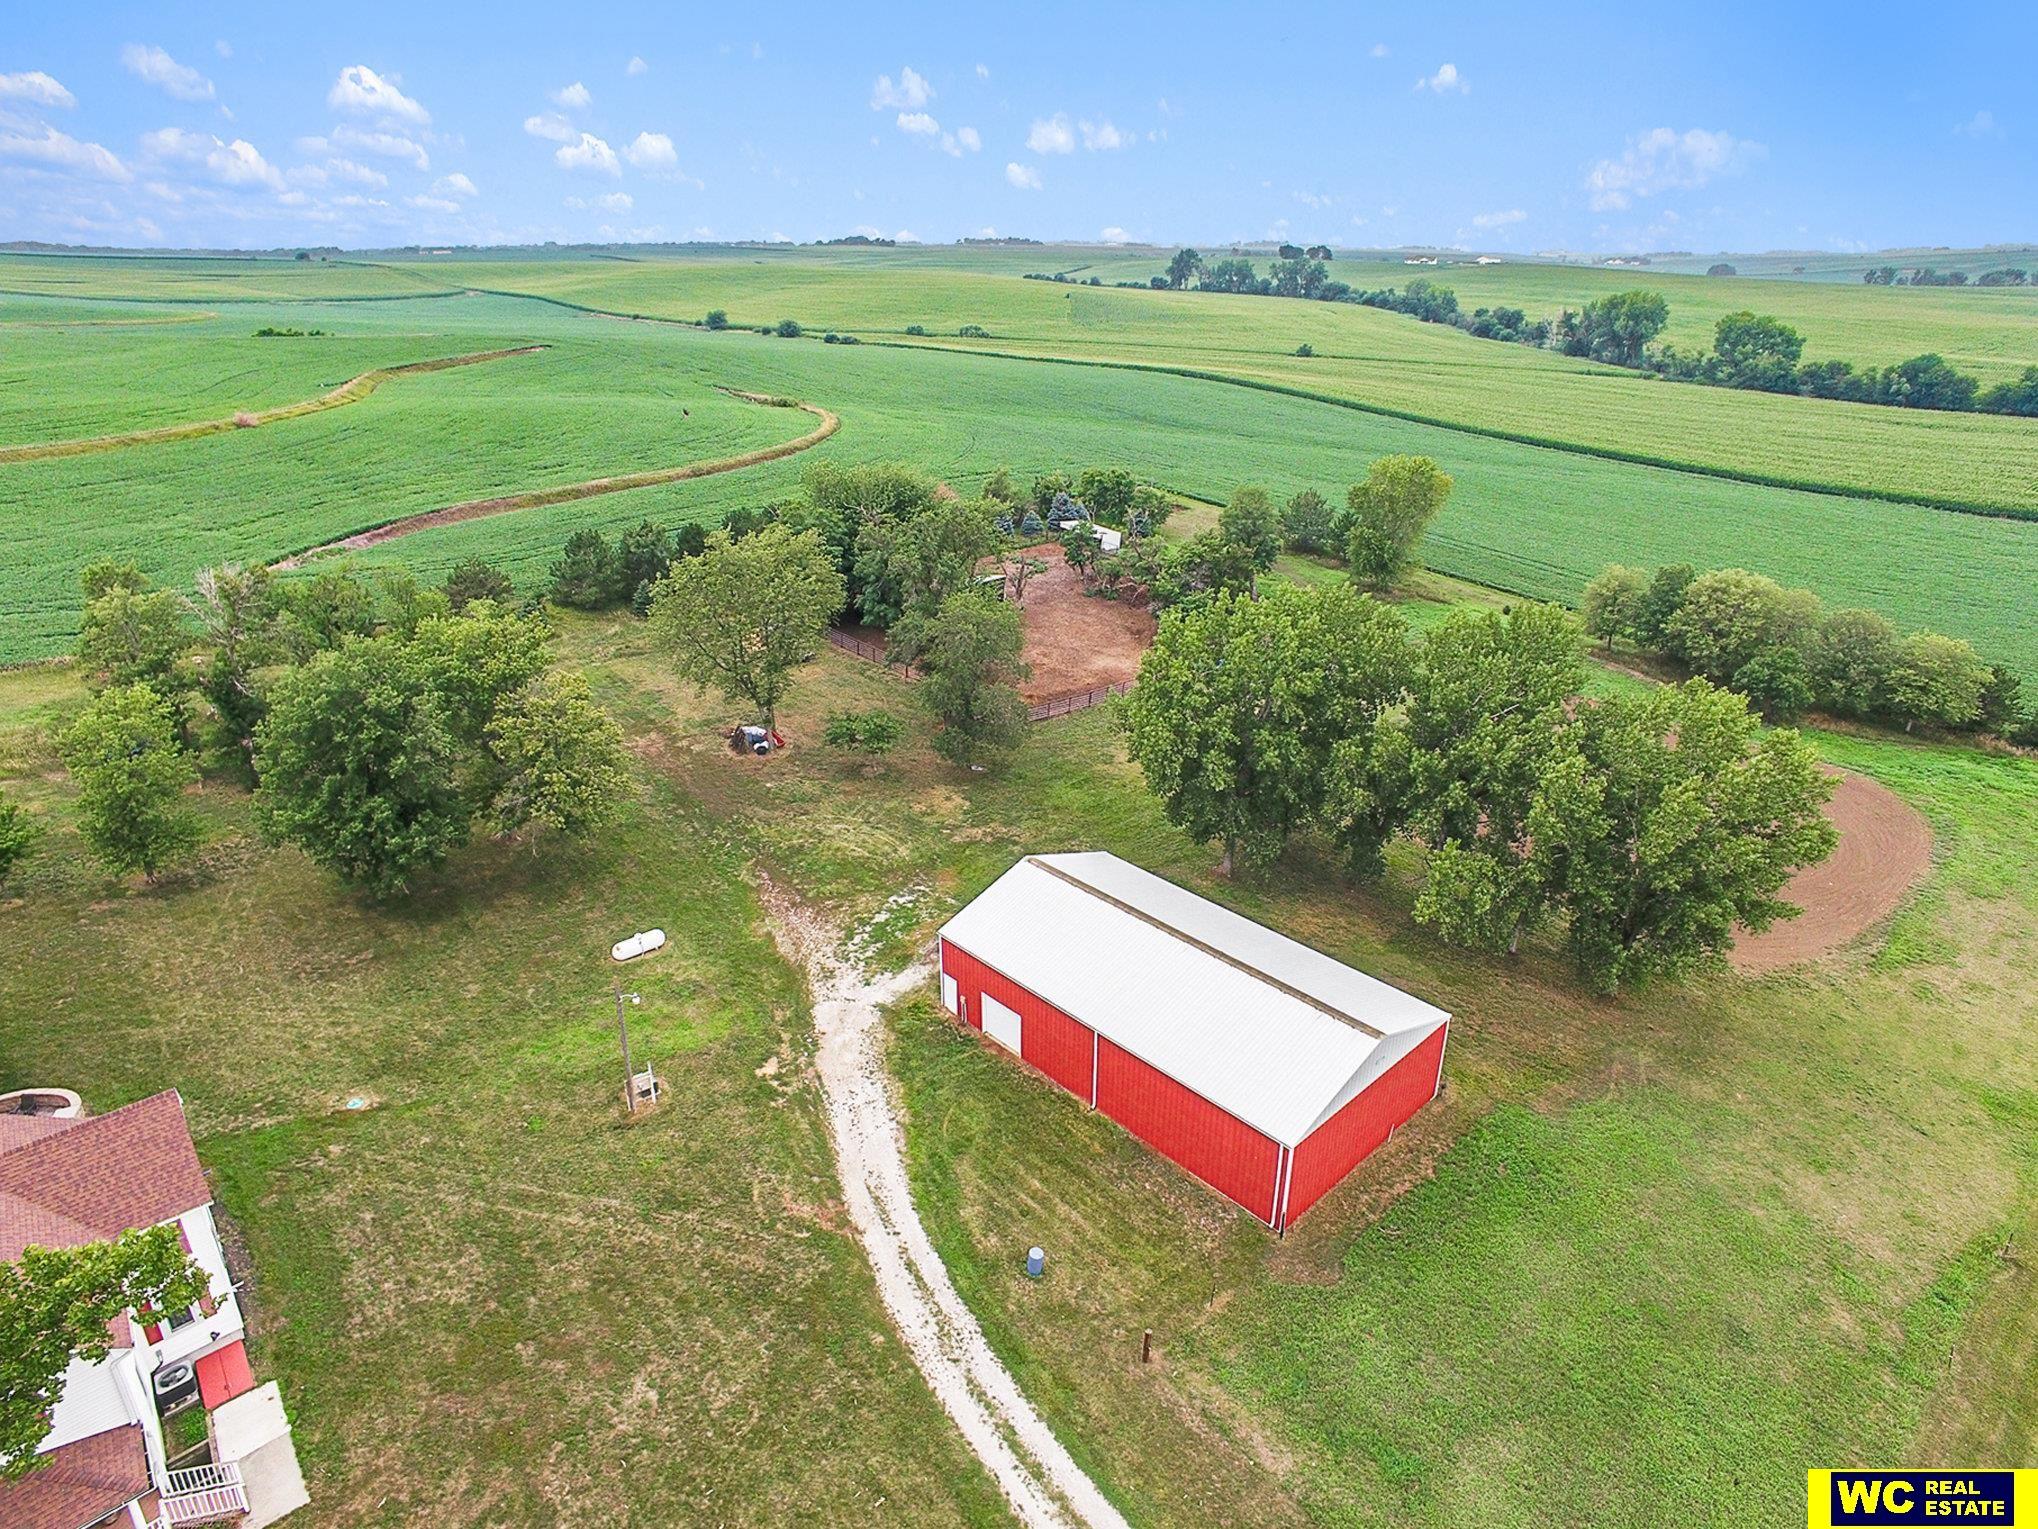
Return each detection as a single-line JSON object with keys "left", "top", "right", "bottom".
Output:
{"left": 375, "top": 250, "right": 2038, "bottom": 518}
{"left": 4, "top": 275, "right": 2036, "bottom": 684}
{"left": 0, "top": 252, "right": 459, "bottom": 302}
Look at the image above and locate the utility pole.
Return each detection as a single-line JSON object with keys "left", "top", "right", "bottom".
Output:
{"left": 614, "top": 981, "right": 640, "bottom": 1113}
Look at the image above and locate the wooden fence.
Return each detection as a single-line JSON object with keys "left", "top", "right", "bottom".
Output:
{"left": 828, "top": 629, "right": 1131, "bottom": 722}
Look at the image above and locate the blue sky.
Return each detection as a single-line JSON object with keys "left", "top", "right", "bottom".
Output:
{"left": 2, "top": 1, "right": 2033, "bottom": 253}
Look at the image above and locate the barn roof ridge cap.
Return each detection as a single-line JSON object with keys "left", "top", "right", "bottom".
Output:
{"left": 1022, "top": 855, "right": 1388, "bottom": 1040}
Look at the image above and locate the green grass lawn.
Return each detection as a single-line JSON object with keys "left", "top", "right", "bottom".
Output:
{"left": 1, "top": 583, "right": 2032, "bottom": 1523}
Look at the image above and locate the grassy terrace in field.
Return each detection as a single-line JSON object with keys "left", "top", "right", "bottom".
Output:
{"left": 0, "top": 251, "right": 459, "bottom": 302}
{"left": 5, "top": 285, "right": 2035, "bottom": 684}
{"left": 385, "top": 250, "right": 2038, "bottom": 518}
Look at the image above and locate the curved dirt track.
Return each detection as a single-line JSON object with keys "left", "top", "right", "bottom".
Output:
{"left": 758, "top": 876, "right": 1128, "bottom": 1529}
{"left": 272, "top": 393, "right": 838, "bottom": 569}
{"left": 1731, "top": 768, "right": 1933, "bottom": 974}
{"left": 0, "top": 344, "right": 547, "bottom": 463}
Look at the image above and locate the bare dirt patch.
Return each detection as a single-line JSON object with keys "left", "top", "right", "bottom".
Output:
{"left": 1007, "top": 544, "right": 1154, "bottom": 705}
{"left": 1732, "top": 768, "right": 1933, "bottom": 974}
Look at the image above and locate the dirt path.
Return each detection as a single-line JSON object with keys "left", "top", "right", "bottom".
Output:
{"left": 1731, "top": 768, "right": 1933, "bottom": 974}
{"left": 1005, "top": 544, "right": 1155, "bottom": 705}
{"left": 272, "top": 393, "right": 837, "bottom": 569}
{"left": 757, "top": 875, "right": 1128, "bottom": 1529}
{"left": 0, "top": 344, "right": 547, "bottom": 463}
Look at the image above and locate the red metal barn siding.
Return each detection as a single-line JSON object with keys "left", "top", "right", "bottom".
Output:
{"left": 1283, "top": 1025, "right": 1448, "bottom": 1225}
{"left": 938, "top": 940, "right": 1097, "bottom": 1102}
{"left": 1095, "top": 1038, "right": 1282, "bottom": 1223}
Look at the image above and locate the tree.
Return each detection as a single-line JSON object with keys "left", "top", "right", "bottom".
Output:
{"left": 648, "top": 524, "right": 844, "bottom": 729}
{"left": 1706, "top": 262, "right": 1737, "bottom": 277}
{"left": 188, "top": 564, "right": 278, "bottom": 779}
{"left": 1884, "top": 353, "right": 1978, "bottom": 411}
{"left": 1565, "top": 290, "right": 1669, "bottom": 367}
{"left": 1633, "top": 563, "right": 1696, "bottom": 649}
{"left": 1165, "top": 248, "right": 1203, "bottom": 289}
{"left": 1732, "top": 645, "right": 1815, "bottom": 722}
{"left": 918, "top": 594, "right": 1029, "bottom": 768}
{"left": 1404, "top": 604, "right": 1583, "bottom": 955}
{"left": 1579, "top": 565, "right": 1647, "bottom": 649}
{"left": 1280, "top": 489, "right": 1336, "bottom": 555}
{"left": 1530, "top": 680, "right": 1836, "bottom": 994}
{"left": 775, "top": 318, "right": 802, "bottom": 338}
{"left": 406, "top": 602, "right": 551, "bottom": 750}
{"left": 80, "top": 559, "right": 149, "bottom": 602}
{"left": 0, "top": 788, "right": 35, "bottom": 886}
{"left": 274, "top": 566, "right": 377, "bottom": 659}
{"left": 481, "top": 671, "right": 630, "bottom": 843}
{"left": 1058, "top": 524, "right": 1101, "bottom": 582}
{"left": 1711, "top": 311, "right": 1805, "bottom": 391}
{"left": 1125, "top": 589, "right": 1346, "bottom": 876}
{"left": 1311, "top": 592, "right": 1418, "bottom": 877}
{"left": 254, "top": 638, "right": 468, "bottom": 896}
{"left": 59, "top": 684, "right": 201, "bottom": 879}
{"left": 1887, "top": 632, "right": 1991, "bottom": 731}
{"left": 1075, "top": 467, "right": 1137, "bottom": 526}
{"left": 857, "top": 498, "right": 1001, "bottom": 637}
{"left": 704, "top": 309, "right": 729, "bottom": 330}
{"left": 371, "top": 569, "right": 451, "bottom": 639}
{"left": 982, "top": 466, "right": 1019, "bottom": 505}
{"left": 1808, "top": 608, "right": 1900, "bottom": 718}
{"left": 2, "top": 1227, "right": 208, "bottom": 1480}
{"left": 1663, "top": 569, "right": 1820, "bottom": 683}
{"left": 1978, "top": 366, "right": 2038, "bottom": 417}
{"left": 617, "top": 521, "right": 675, "bottom": 601}
{"left": 550, "top": 529, "right": 625, "bottom": 610}
{"left": 1002, "top": 553, "right": 1048, "bottom": 606}
{"left": 1346, "top": 455, "right": 1453, "bottom": 590}
{"left": 442, "top": 558, "right": 515, "bottom": 612}
{"left": 1218, "top": 486, "right": 1281, "bottom": 584}
{"left": 76, "top": 586, "right": 191, "bottom": 694}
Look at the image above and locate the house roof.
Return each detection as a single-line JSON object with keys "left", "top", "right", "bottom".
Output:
{"left": 938, "top": 853, "right": 1450, "bottom": 1147}
{"left": 0, "top": 1092, "right": 211, "bottom": 1261}
{"left": 0, "top": 1424, "right": 150, "bottom": 1529}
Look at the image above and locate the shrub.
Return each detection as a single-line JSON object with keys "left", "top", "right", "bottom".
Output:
{"left": 1345, "top": 456, "right": 1453, "bottom": 591}
{"left": 905, "top": 324, "right": 928, "bottom": 336}
{"left": 823, "top": 709, "right": 905, "bottom": 754}
{"left": 704, "top": 309, "right": 729, "bottom": 330}
{"left": 1580, "top": 565, "right": 1648, "bottom": 648}
{"left": 1633, "top": 563, "right": 1696, "bottom": 648}
{"left": 232, "top": 411, "right": 259, "bottom": 429}
{"left": 958, "top": 324, "right": 989, "bottom": 338}
{"left": 1664, "top": 569, "right": 1819, "bottom": 683}
{"left": 0, "top": 788, "right": 36, "bottom": 887}
{"left": 1888, "top": 632, "right": 1991, "bottom": 731}
{"left": 442, "top": 558, "right": 514, "bottom": 612}
{"left": 1280, "top": 489, "right": 1335, "bottom": 554}
{"left": 775, "top": 319, "right": 803, "bottom": 338}
{"left": 1808, "top": 608, "right": 1900, "bottom": 718}
{"left": 550, "top": 529, "right": 625, "bottom": 610}
{"left": 1294, "top": 343, "right": 1315, "bottom": 357}
{"left": 1733, "top": 645, "right": 1815, "bottom": 722}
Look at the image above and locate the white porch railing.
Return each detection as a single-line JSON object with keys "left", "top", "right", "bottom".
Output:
{"left": 157, "top": 1459, "right": 248, "bottom": 1523}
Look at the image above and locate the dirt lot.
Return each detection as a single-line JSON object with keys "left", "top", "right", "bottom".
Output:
{"left": 1006, "top": 543, "right": 1156, "bottom": 705}
{"left": 1731, "top": 768, "right": 1934, "bottom": 974}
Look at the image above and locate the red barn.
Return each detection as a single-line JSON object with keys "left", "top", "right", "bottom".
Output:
{"left": 937, "top": 853, "right": 1451, "bottom": 1230}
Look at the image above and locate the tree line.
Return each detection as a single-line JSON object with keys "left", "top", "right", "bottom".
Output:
{"left": 1580, "top": 562, "right": 2036, "bottom": 743}
{"left": 1124, "top": 586, "right": 1836, "bottom": 994}
{"left": 0, "top": 557, "right": 630, "bottom": 898}
{"left": 1865, "top": 265, "right": 2029, "bottom": 287}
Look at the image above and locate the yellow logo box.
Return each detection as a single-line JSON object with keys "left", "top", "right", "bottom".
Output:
{"left": 1809, "top": 1471, "right": 2035, "bottom": 1526}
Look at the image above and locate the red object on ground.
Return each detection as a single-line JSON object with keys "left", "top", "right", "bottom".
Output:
{"left": 196, "top": 1339, "right": 256, "bottom": 1409}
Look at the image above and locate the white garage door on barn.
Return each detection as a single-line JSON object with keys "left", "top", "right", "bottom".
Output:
{"left": 981, "top": 994, "right": 1023, "bottom": 1052}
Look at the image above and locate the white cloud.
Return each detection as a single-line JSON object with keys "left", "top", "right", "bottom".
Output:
{"left": 567, "top": 191, "right": 634, "bottom": 212}
{"left": 0, "top": 71, "right": 75, "bottom": 109}
{"left": 870, "top": 66, "right": 932, "bottom": 111}
{"left": 141, "top": 126, "right": 283, "bottom": 190}
{"left": 0, "top": 124, "right": 129, "bottom": 180}
{"left": 894, "top": 228, "right": 919, "bottom": 242}
{"left": 1157, "top": 97, "right": 1177, "bottom": 117}
{"left": 328, "top": 65, "right": 430, "bottom": 126}
{"left": 1370, "top": 42, "right": 1390, "bottom": 58}
{"left": 1954, "top": 109, "right": 1999, "bottom": 138}
{"left": 556, "top": 132, "right": 620, "bottom": 176}
{"left": 622, "top": 130, "right": 678, "bottom": 168}
{"left": 1027, "top": 114, "right": 1075, "bottom": 154}
{"left": 1295, "top": 190, "right": 1335, "bottom": 210}
{"left": 294, "top": 135, "right": 329, "bottom": 154}
{"left": 406, "top": 194, "right": 458, "bottom": 212}
{"left": 896, "top": 111, "right": 940, "bottom": 136}
{"left": 523, "top": 112, "right": 576, "bottom": 143}
{"left": 1471, "top": 207, "right": 1526, "bottom": 227}
{"left": 1584, "top": 127, "right": 1762, "bottom": 211}
{"left": 332, "top": 123, "right": 429, "bottom": 169}
{"left": 326, "top": 156, "right": 386, "bottom": 187}
{"left": 627, "top": 55, "right": 648, "bottom": 76}
{"left": 215, "top": 40, "right": 232, "bottom": 59}
{"left": 553, "top": 81, "right": 591, "bottom": 110}
{"left": 121, "top": 45, "right": 216, "bottom": 103}
{"left": 976, "top": 63, "right": 990, "bottom": 79}
{"left": 977, "top": 224, "right": 999, "bottom": 237}
{"left": 1415, "top": 63, "right": 1468, "bottom": 94}
{"left": 1079, "top": 118, "right": 1128, "bottom": 151}
{"left": 940, "top": 125, "right": 982, "bottom": 157}
{"left": 1099, "top": 226, "right": 1132, "bottom": 243}
{"left": 1005, "top": 161, "right": 1041, "bottom": 190}
{"left": 434, "top": 172, "right": 478, "bottom": 198}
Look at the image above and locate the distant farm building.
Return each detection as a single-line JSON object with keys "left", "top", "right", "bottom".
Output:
{"left": 937, "top": 853, "right": 1450, "bottom": 1229}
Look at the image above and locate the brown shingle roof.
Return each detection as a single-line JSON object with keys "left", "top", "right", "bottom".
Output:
{"left": 0, "top": 1424, "right": 150, "bottom": 1529}
{"left": 0, "top": 1092, "right": 211, "bottom": 1261}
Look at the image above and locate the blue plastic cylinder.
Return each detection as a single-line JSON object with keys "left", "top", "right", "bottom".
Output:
{"left": 1026, "top": 1246, "right": 1045, "bottom": 1278}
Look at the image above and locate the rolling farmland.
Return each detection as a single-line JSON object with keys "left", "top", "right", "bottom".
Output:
{"left": 3, "top": 273, "right": 2036, "bottom": 683}
{"left": 383, "top": 251, "right": 2038, "bottom": 517}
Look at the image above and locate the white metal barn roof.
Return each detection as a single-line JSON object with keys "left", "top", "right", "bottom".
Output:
{"left": 937, "top": 852, "right": 1450, "bottom": 1146}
